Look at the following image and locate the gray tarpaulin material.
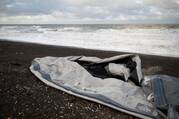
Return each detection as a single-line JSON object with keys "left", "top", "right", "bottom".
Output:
{"left": 30, "top": 54, "right": 179, "bottom": 119}
{"left": 142, "top": 75, "right": 179, "bottom": 119}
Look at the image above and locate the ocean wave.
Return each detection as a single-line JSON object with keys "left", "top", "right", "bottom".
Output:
{"left": 0, "top": 25, "right": 179, "bottom": 57}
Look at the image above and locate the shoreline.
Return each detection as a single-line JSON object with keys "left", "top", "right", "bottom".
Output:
{"left": 0, "top": 40, "right": 179, "bottom": 119}
{"left": 2, "top": 39, "right": 179, "bottom": 58}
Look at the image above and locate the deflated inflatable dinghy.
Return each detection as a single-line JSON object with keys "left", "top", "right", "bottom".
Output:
{"left": 30, "top": 54, "right": 179, "bottom": 119}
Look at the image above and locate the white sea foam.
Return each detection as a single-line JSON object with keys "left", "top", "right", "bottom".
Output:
{"left": 0, "top": 25, "right": 179, "bottom": 57}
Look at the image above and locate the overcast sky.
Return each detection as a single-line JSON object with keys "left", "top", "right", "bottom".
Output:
{"left": 0, "top": 0, "right": 179, "bottom": 24}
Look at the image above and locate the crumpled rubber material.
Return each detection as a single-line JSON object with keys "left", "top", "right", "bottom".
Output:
{"left": 30, "top": 54, "right": 178, "bottom": 119}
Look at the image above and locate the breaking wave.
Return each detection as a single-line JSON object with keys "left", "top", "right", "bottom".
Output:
{"left": 0, "top": 24, "right": 179, "bottom": 57}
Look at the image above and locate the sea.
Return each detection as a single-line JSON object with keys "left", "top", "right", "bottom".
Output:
{"left": 0, "top": 24, "right": 179, "bottom": 57}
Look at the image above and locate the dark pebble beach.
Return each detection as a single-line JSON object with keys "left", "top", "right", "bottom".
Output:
{"left": 0, "top": 40, "right": 179, "bottom": 119}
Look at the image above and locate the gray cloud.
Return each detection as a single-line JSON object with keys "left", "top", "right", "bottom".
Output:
{"left": 0, "top": 0, "right": 179, "bottom": 24}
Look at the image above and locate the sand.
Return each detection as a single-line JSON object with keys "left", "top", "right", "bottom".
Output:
{"left": 0, "top": 41, "right": 179, "bottom": 119}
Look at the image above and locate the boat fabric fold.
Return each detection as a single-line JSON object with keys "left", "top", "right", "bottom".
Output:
{"left": 143, "top": 75, "right": 179, "bottom": 119}
{"left": 30, "top": 54, "right": 178, "bottom": 119}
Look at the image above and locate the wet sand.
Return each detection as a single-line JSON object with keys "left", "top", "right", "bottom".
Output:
{"left": 0, "top": 41, "right": 179, "bottom": 119}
